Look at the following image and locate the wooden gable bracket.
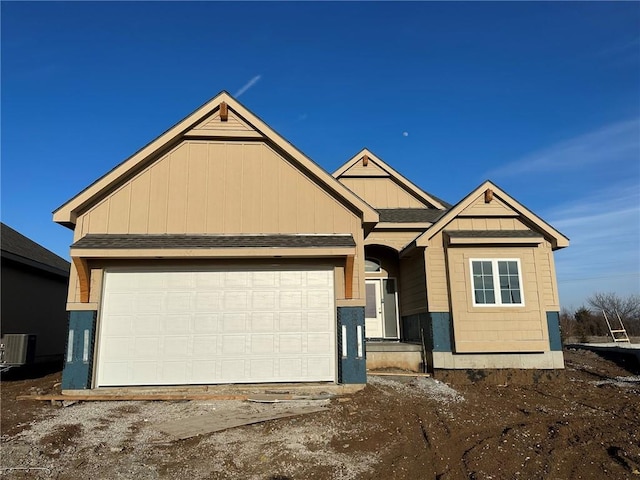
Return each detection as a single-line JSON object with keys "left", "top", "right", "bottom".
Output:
{"left": 219, "top": 102, "right": 229, "bottom": 122}
{"left": 344, "top": 255, "right": 355, "bottom": 299}
{"left": 362, "top": 155, "right": 369, "bottom": 167}
{"left": 72, "top": 257, "right": 91, "bottom": 303}
{"left": 484, "top": 188, "right": 494, "bottom": 203}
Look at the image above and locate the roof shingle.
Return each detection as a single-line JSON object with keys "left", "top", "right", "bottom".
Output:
{"left": 71, "top": 234, "right": 356, "bottom": 250}
{"left": 1, "top": 223, "right": 70, "bottom": 274}
{"left": 377, "top": 208, "right": 446, "bottom": 224}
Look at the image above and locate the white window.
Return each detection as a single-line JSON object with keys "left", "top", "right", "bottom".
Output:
{"left": 470, "top": 259, "right": 524, "bottom": 307}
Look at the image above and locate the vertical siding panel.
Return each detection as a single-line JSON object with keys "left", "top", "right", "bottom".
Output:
{"left": 186, "top": 142, "right": 208, "bottom": 233}
{"left": 224, "top": 143, "right": 243, "bottom": 232}
{"left": 166, "top": 144, "right": 189, "bottom": 233}
{"left": 87, "top": 200, "right": 109, "bottom": 234}
{"left": 205, "top": 143, "right": 226, "bottom": 233}
{"left": 261, "top": 145, "right": 279, "bottom": 234}
{"left": 278, "top": 160, "right": 298, "bottom": 233}
{"left": 297, "top": 175, "right": 315, "bottom": 232}
{"left": 129, "top": 171, "right": 151, "bottom": 233}
{"left": 148, "top": 157, "right": 170, "bottom": 233}
{"left": 241, "top": 143, "right": 263, "bottom": 232}
{"left": 374, "top": 179, "right": 387, "bottom": 208}
{"left": 471, "top": 218, "right": 487, "bottom": 230}
{"left": 313, "top": 189, "right": 327, "bottom": 231}
{"left": 107, "top": 185, "right": 131, "bottom": 233}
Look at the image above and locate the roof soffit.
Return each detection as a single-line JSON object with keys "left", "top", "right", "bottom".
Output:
{"left": 53, "top": 93, "right": 379, "bottom": 227}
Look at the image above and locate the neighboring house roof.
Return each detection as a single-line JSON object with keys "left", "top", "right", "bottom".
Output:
{"left": 333, "top": 148, "right": 452, "bottom": 210}
{"left": 378, "top": 208, "right": 447, "bottom": 224}
{"left": 414, "top": 181, "right": 570, "bottom": 250}
{"left": 53, "top": 91, "right": 379, "bottom": 228}
{"left": 1, "top": 223, "right": 70, "bottom": 277}
{"left": 71, "top": 234, "right": 356, "bottom": 249}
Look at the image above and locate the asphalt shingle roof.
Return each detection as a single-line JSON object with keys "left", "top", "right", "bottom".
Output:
{"left": 445, "top": 230, "right": 542, "bottom": 238}
{"left": 377, "top": 208, "right": 447, "bottom": 224}
{"left": 1, "top": 223, "right": 71, "bottom": 274}
{"left": 71, "top": 234, "right": 356, "bottom": 250}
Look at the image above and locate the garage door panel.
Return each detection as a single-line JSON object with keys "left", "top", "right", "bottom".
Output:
{"left": 166, "top": 292, "right": 192, "bottom": 312}
{"left": 134, "top": 336, "right": 161, "bottom": 358}
{"left": 222, "top": 313, "right": 247, "bottom": 332}
{"left": 251, "top": 314, "right": 275, "bottom": 332}
{"left": 224, "top": 291, "right": 248, "bottom": 310}
{"left": 251, "top": 334, "right": 275, "bottom": 354}
{"left": 193, "top": 314, "right": 219, "bottom": 333}
{"left": 195, "top": 292, "right": 221, "bottom": 311}
{"left": 137, "top": 293, "right": 164, "bottom": 313}
{"left": 252, "top": 291, "right": 277, "bottom": 309}
{"left": 97, "top": 268, "right": 335, "bottom": 386}
{"left": 192, "top": 336, "right": 217, "bottom": 357}
{"left": 278, "top": 312, "right": 303, "bottom": 331}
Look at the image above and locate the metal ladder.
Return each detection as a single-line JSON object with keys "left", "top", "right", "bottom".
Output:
{"left": 603, "top": 310, "right": 631, "bottom": 343}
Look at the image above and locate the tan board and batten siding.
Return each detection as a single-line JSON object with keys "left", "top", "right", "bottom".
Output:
{"left": 424, "top": 193, "right": 561, "bottom": 354}
{"left": 339, "top": 177, "right": 429, "bottom": 209}
{"left": 67, "top": 140, "right": 365, "bottom": 307}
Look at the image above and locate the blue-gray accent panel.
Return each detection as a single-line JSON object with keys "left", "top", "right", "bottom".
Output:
{"left": 61, "top": 311, "right": 96, "bottom": 390}
{"left": 430, "top": 312, "right": 453, "bottom": 352}
{"left": 337, "top": 307, "right": 366, "bottom": 384}
{"left": 546, "top": 311, "right": 562, "bottom": 351}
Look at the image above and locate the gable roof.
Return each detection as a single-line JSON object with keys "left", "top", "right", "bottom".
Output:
{"left": 414, "top": 181, "right": 570, "bottom": 250}
{"left": 333, "top": 148, "right": 451, "bottom": 210}
{"left": 1, "top": 223, "right": 70, "bottom": 276}
{"left": 53, "top": 92, "right": 379, "bottom": 228}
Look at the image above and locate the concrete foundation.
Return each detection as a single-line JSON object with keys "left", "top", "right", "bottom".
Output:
{"left": 366, "top": 342, "right": 423, "bottom": 372}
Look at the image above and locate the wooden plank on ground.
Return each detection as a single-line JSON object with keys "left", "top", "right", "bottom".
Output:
{"left": 17, "top": 394, "right": 249, "bottom": 402}
{"left": 367, "top": 372, "right": 431, "bottom": 377}
{"left": 154, "top": 406, "right": 328, "bottom": 440}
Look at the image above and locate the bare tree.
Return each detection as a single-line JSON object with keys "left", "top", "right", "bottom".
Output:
{"left": 587, "top": 292, "right": 640, "bottom": 320}
{"left": 587, "top": 292, "right": 640, "bottom": 336}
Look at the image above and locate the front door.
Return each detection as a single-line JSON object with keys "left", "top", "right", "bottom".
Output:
{"left": 365, "top": 279, "right": 383, "bottom": 338}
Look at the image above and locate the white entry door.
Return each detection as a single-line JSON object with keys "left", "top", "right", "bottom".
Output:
{"left": 365, "top": 279, "right": 383, "bottom": 338}
{"left": 96, "top": 268, "right": 336, "bottom": 387}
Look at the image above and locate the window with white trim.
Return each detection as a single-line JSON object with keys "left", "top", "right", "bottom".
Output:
{"left": 470, "top": 259, "right": 524, "bottom": 306}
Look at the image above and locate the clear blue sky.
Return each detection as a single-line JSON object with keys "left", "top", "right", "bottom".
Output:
{"left": 2, "top": 2, "right": 639, "bottom": 309}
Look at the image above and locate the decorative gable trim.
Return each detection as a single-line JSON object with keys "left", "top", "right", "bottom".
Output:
{"left": 414, "top": 181, "right": 570, "bottom": 250}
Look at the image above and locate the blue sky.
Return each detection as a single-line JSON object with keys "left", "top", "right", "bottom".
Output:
{"left": 2, "top": 2, "right": 638, "bottom": 309}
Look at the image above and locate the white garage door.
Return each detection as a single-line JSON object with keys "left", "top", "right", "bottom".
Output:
{"left": 96, "top": 268, "right": 336, "bottom": 387}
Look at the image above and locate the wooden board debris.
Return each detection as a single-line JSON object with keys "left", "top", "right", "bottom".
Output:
{"left": 154, "top": 406, "right": 328, "bottom": 440}
{"left": 17, "top": 394, "right": 248, "bottom": 402}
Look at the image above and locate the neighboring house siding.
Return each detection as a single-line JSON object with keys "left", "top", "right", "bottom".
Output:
{"left": 339, "top": 177, "right": 428, "bottom": 209}
{"left": 1, "top": 262, "right": 68, "bottom": 362}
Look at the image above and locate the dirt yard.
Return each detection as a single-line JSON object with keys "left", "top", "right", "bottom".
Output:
{"left": 2, "top": 348, "right": 639, "bottom": 479}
